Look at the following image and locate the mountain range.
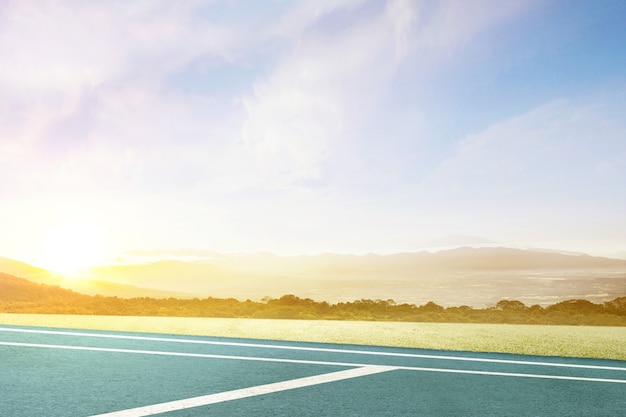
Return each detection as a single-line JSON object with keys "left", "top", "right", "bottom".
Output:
{"left": 1, "top": 247, "right": 625, "bottom": 307}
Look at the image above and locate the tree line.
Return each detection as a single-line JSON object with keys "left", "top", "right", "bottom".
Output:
{"left": 1, "top": 273, "right": 625, "bottom": 326}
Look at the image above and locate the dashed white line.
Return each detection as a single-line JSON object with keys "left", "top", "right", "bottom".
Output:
{"left": 87, "top": 366, "right": 396, "bottom": 417}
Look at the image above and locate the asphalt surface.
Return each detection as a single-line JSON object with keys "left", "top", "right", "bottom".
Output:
{"left": 1, "top": 324, "right": 624, "bottom": 416}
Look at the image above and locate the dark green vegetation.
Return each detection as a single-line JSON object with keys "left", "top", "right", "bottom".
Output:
{"left": 1, "top": 273, "right": 625, "bottom": 325}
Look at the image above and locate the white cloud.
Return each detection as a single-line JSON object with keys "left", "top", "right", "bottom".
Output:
{"left": 239, "top": 1, "right": 413, "bottom": 190}
{"left": 417, "top": 0, "right": 531, "bottom": 54}
{"left": 419, "top": 98, "right": 626, "bottom": 213}
{"left": 0, "top": 0, "right": 236, "bottom": 108}
{"left": 231, "top": 0, "right": 533, "bottom": 194}
{"left": 269, "top": 0, "right": 368, "bottom": 40}
{"left": 0, "top": 0, "right": 534, "bottom": 198}
{"left": 7, "top": 0, "right": 619, "bottom": 259}
{"left": 0, "top": 1, "right": 241, "bottom": 195}
{"left": 386, "top": 0, "right": 419, "bottom": 61}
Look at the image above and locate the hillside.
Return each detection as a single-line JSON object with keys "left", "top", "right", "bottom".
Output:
{"left": 1, "top": 273, "right": 625, "bottom": 326}
{"left": 1, "top": 247, "right": 625, "bottom": 307}
{"left": 0, "top": 257, "right": 60, "bottom": 285}
{"left": 383, "top": 247, "right": 626, "bottom": 270}
{"left": 0, "top": 257, "right": 192, "bottom": 299}
{"left": 0, "top": 273, "right": 88, "bottom": 303}
{"left": 85, "top": 247, "right": 626, "bottom": 306}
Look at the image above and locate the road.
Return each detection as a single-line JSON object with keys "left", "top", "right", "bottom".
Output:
{"left": 1, "top": 325, "right": 624, "bottom": 416}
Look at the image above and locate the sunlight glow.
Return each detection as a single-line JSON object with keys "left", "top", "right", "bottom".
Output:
{"left": 38, "top": 221, "right": 109, "bottom": 278}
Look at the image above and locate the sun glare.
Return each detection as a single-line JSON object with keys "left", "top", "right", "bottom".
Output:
{"left": 38, "top": 221, "right": 109, "bottom": 278}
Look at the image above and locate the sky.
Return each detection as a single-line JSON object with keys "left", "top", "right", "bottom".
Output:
{"left": 1, "top": 0, "right": 625, "bottom": 271}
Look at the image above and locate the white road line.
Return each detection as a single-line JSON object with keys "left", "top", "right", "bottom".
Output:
{"left": 0, "top": 341, "right": 363, "bottom": 368}
{"left": 88, "top": 365, "right": 395, "bottom": 417}
{"left": 2, "top": 341, "right": 626, "bottom": 384}
{"left": 1, "top": 326, "right": 624, "bottom": 371}
{"left": 391, "top": 366, "right": 626, "bottom": 384}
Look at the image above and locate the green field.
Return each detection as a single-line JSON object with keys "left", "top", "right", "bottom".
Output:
{"left": 1, "top": 314, "right": 625, "bottom": 360}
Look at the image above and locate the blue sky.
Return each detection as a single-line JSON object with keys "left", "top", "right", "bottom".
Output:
{"left": 1, "top": 0, "right": 625, "bottom": 270}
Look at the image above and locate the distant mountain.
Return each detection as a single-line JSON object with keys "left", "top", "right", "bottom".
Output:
{"left": 137, "top": 246, "right": 626, "bottom": 271}
{"left": 0, "top": 258, "right": 192, "bottom": 299}
{"left": 382, "top": 247, "right": 626, "bottom": 270}
{"left": 87, "top": 260, "right": 232, "bottom": 293}
{"left": 67, "top": 279, "right": 194, "bottom": 299}
{"left": 76, "top": 247, "right": 626, "bottom": 305}
{"left": 1, "top": 247, "right": 624, "bottom": 307}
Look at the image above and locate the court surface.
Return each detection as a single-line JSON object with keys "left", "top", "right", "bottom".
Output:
{"left": 1, "top": 324, "right": 625, "bottom": 416}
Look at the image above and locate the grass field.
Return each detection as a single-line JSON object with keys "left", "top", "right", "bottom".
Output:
{"left": 1, "top": 313, "right": 625, "bottom": 360}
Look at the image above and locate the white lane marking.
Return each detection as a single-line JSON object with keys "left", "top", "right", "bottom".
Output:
{"left": 0, "top": 342, "right": 364, "bottom": 368}
{"left": 2, "top": 341, "right": 626, "bottom": 384}
{"left": 1, "top": 326, "right": 624, "bottom": 372}
{"left": 88, "top": 365, "right": 395, "bottom": 417}
{"left": 391, "top": 366, "right": 626, "bottom": 384}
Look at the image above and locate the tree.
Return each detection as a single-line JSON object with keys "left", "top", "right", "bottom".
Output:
{"left": 548, "top": 299, "right": 603, "bottom": 314}
{"left": 420, "top": 301, "right": 444, "bottom": 312}
{"left": 495, "top": 300, "right": 527, "bottom": 311}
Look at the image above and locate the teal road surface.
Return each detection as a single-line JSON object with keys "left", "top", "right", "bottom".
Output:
{"left": 1, "top": 324, "right": 625, "bottom": 416}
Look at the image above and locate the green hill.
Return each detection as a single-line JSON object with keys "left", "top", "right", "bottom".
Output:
{"left": 0, "top": 272, "right": 88, "bottom": 303}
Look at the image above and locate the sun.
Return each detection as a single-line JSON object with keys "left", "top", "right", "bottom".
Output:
{"left": 38, "top": 221, "right": 109, "bottom": 278}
